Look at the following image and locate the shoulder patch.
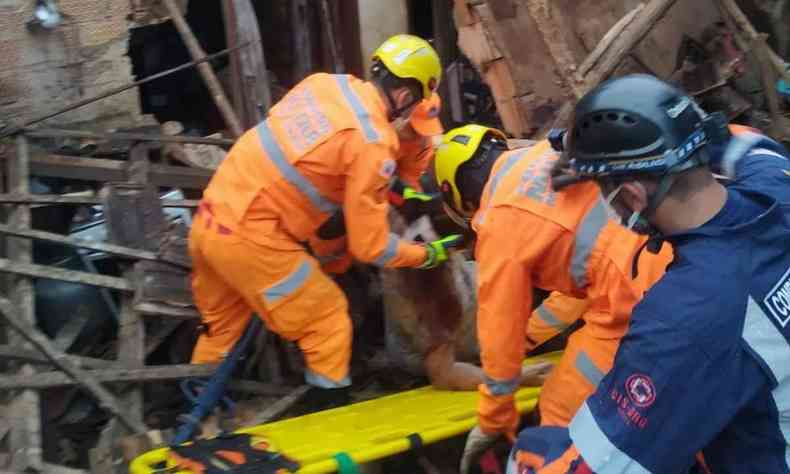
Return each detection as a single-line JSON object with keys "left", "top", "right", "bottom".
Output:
{"left": 625, "top": 374, "right": 657, "bottom": 408}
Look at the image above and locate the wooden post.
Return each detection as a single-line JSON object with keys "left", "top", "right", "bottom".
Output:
{"left": 118, "top": 144, "right": 150, "bottom": 432}
{"left": 320, "top": 0, "right": 345, "bottom": 73}
{"left": 0, "top": 298, "right": 147, "bottom": 434}
{"left": 5, "top": 134, "right": 42, "bottom": 471}
{"left": 222, "top": 0, "right": 272, "bottom": 127}
{"left": 292, "top": 0, "right": 314, "bottom": 82}
{"left": 432, "top": 0, "right": 457, "bottom": 127}
{"left": 162, "top": 0, "right": 244, "bottom": 137}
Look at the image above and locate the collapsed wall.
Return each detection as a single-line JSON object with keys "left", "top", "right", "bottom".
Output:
{"left": 0, "top": 0, "right": 147, "bottom": 130}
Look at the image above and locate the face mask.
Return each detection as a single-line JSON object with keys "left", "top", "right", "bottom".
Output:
{"left": 604, "top": 184, "right": 655, "bottom": 235}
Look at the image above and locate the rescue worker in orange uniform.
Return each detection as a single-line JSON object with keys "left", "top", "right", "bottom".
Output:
{"left": 189, "top": 34, "right": 463, "bottom": 410}
{"left": 307, "top": 93, "right": 446, "bottom": 276}
{"left": 431, "top": 125, "right": 674, "bottom": 472}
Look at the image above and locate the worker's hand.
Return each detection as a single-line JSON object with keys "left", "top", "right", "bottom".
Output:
{"left": 460, "top": 426, "right": 501, "bottom": 474}
{"left": 420, "top": 234, "right": 464, "bottom": 269}
{"left": 388, "top": 178, "right": 439, "bottom": 207}
{"left": 519, "top": 361, "right": 554, "bottom": 387}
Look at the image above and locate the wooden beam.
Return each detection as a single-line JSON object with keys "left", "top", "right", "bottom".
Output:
{"left": 222, "top": 0, "right": 272, "bottom": 126}
{"left": 226, "top": 379, "right": 294, "bottom": 397}
{"left": 0, "top": 223, "right": 186, "bottom": 266}
{"left": 320, "top": 0, "right": 345, "bottom": 73}
{"left": 0, "top": 297, "right": 148, "bottom": 434}
{"left": 0, "top": 194, "right": 198, "bottom": 208}
{"left": 576, "top": 3, "right": 645, "bottom": 80}
{"left": 249, "top": 385, "right": 310, "bottom": 425}
{"left": 0, "top": 364, "right": 218, "bottom": 390}
{"left": 0, "top": 153, "right": 212, "bottom": 189}
{"left": 0, "top": 258, "right": 132, "bottom": 291}
{"left": 5, "top": 135, "right": 42, "bottom": 471}
{"left": 718, "top": 0, "right": 790, "bottom": 82}
{"left": 116, "top": 144, "right": 150, "bottom": 435}
{"left": 0, "top": 345, "right": 116, "bottom": 368}
{"left": 549, "top": 0, "right": 680, "bottom": 131}
{"left": 23, "top": 129, "right": 234, "bottom": 147}
{"left": 163, "top": 0, "right": 244, "bottom": 137}
{"left": 292, "top": 0, "right": 314, "bottom": 81}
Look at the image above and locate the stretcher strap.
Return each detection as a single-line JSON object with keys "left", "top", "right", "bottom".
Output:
{"left": 332, "top": 452, "right": 359, "bottom": 474}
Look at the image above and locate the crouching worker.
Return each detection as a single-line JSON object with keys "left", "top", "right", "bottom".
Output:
{"left": 432, "top": 125, "right": 673, "bottom": 473}
{"left": 509, "top": 75, "right": 790, "bottom": 473}
{"left": 188, "top": 34, "right": 462, "bottom": 412}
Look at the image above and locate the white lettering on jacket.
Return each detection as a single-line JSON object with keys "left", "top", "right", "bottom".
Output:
{"left": 766, "top": 266, "right": 790, "bottom": 327}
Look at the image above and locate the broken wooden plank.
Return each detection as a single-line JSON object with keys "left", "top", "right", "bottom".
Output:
{"left": 0, "top": 258, "right": 132, "bottom": 291}
{"left": 23, "top": 129, "right": 234, "bottom": 147}
{"left": 163, "top": 0, "right": 244, "bottom": 137}
{"left": 526, "top": 0, "right": 583, "bottom": 98}
{"left": 249, "top": 385, "right": 310, "bottom": 425}
{"left": 0, "top": 153, "right": 212, "bottom": 189}
{"left": 0, "top": 364, "right": 219, "bottom": 390}
{"left": 0, "top": 194, "right": 198, "bottom": 208}
{"left": 718, "top": 0, "right": 790, "bottom": 82}
{"left": 52, "top": 316, "right": 86, "bottom": 353}
{"left": 550, "top": 0, "right": 681, "bottom": 131}
{"left": 5, "top": 135, "right": 42, "bottom": 472}
{"left": 134, "top": 301, "right": 200, "bottom": 319}
{"left": 0, "top": 297, "right": 147, "bottom": 434}
{"left": 0, "top": 345, "right": 116, "bottom": 368}
{"left": 144, "top": 320, "right": 184, "bottom": 357}
{"left": 134, "top": 260, "right": 193, "bottom": 307}
{"left": 0, "top": 223, "right": 183, "bottom": 266}
{"left": 227, "top": 379, "right": 293, "bottom": 397}
{"left": 577, "top": 3, "right": 645, "bottom": 79}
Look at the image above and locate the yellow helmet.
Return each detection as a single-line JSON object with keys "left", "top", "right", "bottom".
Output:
{"left": 372, "top": 34, "right": 441, "bottom": 99}
{"left": 434, "top": 124, "right": 507, "bottom": 222}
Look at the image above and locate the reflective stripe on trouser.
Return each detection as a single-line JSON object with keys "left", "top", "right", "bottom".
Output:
{"left": 538, "top": 324, "right": 620, "bottom": 427}
{"left": 189, "top": 210, "right": 352, "bottom": 387}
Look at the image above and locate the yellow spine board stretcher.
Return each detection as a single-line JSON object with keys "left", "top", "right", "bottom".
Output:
{"left": 130, "top": 351, "right": 561, "bottom": 474}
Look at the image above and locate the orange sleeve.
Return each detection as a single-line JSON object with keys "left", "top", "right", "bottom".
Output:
{"left": 396, "top": 137, "right": 433, "bottom": 190}
{"left": 343, "top": 136, "right": 427, "bottom": 268}
{"left": 525, "top": 292, "right": 587, "bottom": 352}
{"left": 475, "top": 207, "right": 537, "bottom": 436}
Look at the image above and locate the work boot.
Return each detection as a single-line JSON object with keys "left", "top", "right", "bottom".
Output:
{"left": 297, "top": 386, "right": 351, "bottom": 415}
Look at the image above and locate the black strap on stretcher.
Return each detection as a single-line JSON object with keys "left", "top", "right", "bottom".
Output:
{"left": 168, "top": 433, "right": 300, "bottom": 473}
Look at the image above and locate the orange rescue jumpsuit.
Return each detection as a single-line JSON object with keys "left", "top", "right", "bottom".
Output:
{"left": 524, "top": 292, "right": 587, "bottom": 353}
{"left": 472, "top": 140, "right": 673, "bottom": 436}
{"left": 190, "top": 73, "right": 429, "bottom": 388}
{"left": 307, "top": 96, "right": 442, "bottom": 276}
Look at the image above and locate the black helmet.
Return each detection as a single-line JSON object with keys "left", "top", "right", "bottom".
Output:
{"left": 568, "top": 74, "right": 723, "bottom": 178}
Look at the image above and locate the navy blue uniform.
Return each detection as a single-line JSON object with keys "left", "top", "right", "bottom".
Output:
{"left": 508, "top": 133, "right": 790, "bottom": 473}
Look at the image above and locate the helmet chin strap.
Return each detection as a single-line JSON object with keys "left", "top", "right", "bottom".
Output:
{"left": 384, "top": 87, "right": 421, "bottom": 123}
{"left": 442, "top": 202, "right": 472, "bottom": 230}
